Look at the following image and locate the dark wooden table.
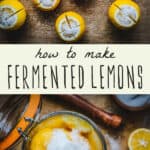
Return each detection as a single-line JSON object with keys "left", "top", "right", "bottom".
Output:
{"left": 0, "top": 0, "right": 150, "bottom": 43}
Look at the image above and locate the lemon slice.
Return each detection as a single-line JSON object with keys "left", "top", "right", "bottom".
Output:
{"left": 55, "top": 11, "right": 85, "bottom": 42}
{"left": 33, "top": 0, "right": 61, "bottom": 11}
{"left": 128, "top": 128, "right": 150, "bottom": 150}
{"left": 0, "top": 0, "right": 26, "bottom": 30}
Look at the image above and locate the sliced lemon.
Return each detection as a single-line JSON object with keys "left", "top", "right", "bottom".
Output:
{"left": 128, "top": 128, "right": 150, "bottom": 150}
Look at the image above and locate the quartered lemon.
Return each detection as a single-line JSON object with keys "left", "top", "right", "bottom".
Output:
{"left": 128, "top": 128, "right": 150, "bottom": 150}
{"left": 108, "top": 0, "right": 141, "bottom": 30}
{"left": 55, "top": 11, "right": 86, "bottom": 42}
{"left": 0, "top": 0, "right": 26, "bottom": 30}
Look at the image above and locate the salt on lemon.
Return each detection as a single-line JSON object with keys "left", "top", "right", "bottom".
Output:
{"left": 27, "top": 114, "right": 103, "bottom": 150}
{"left": 47, "top": 129, "right": 90, "bottom": 150}
{"left": 55, "top": 11, "right": 86, "bottom": 42}
{"left": 32, "top": 0, "right": 61, "bottom": 11}
{"left": 0, "top": 0, "right": 26, "bottom": 30}
{"left": 108, "top": 0, "right": 141, "bottom": 30}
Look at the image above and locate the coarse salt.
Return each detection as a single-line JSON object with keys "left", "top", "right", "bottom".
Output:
{"left": 40, "top": 0, "right": 54, "bottom": 7}
{"left": 0, "top": 7, "right": 17, "bottom": 28}
{"left": 47, "top": 129, "right": 90, "bottom": 150}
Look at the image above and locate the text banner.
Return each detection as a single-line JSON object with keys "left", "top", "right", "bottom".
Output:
{"left": 0, "top": 44, "right": 149, "bottom": 94}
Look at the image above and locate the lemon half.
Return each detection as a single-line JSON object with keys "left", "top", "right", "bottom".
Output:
{"left": 33, "top": 0, "right": 61, "bottom": 11}
{"left": 0, "top": 0, "right": 26, "bottom": 30}
{"left": 55, "top": 11, "right": 85, "bottom": 42}
{"left": 108, "top": 0, "right": 141, "bottom": 29}
{"left": 128, "top": 128, "right": 150, "bottom": 150}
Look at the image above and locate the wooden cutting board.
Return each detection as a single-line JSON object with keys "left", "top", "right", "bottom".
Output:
{"left": 15, "top": 95, "right": 150, "bottom": 150}
{"left": 0, "top": 0, "right": 150, "bottom": 43}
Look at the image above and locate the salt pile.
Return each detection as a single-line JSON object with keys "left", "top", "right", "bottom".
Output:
{"left": 40, "top": 0, "right": 53, "bottom": 7}
{"left": 47, "top": 129, "right": 90, "bottom": 150}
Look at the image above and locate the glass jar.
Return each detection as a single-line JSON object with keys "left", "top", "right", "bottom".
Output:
{"left": 0, "top": 95, "right": 41, "bottom": 150}
{"left": 22, "top": 111, "right": 107, "bottom": 150}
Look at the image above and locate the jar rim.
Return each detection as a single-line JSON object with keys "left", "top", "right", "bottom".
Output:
{"left": 0, "top": 95, "right": 41, "bottom": 150}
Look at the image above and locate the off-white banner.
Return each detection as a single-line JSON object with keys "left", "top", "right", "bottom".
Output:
{"left": 0, "top": 44, "right": 149, "bottom": 94}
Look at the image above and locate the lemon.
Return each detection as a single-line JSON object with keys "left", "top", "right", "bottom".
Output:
{"left": 128, "top": 128, "right": 150, "bottom": 150}
{"left": 62, "top": 115, "right": 91, "bottom": 133}
{"left": 33, "top": 0, "right": 61, "bottom": 11}
{"left": 30, "top": 128, "right": 52, "bottom": 150}
{"left": 0, "top": 0, "right": 26, "bottom": 30}
{"left": 55, "top": 11, "right": 85, "bottom": 42}
{"left": 108, "top": 0, "right": 141, "bottom": 30}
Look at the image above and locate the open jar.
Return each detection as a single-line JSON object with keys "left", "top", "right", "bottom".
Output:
{"left": 22, "top": 111, "right": 107, "bottom": 150}
{"left": 0, "top": 95, "right": 41, "bottom": 150}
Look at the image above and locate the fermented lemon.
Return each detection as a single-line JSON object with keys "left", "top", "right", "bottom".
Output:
{"left": 108, "top": 0, "right": 141, "bottom": 29}
{"left": 33, "top": 0, "right": 61, "bottom": 11}
{"left": 0, "top": 0, "right": 26, "bottom": 30}
{"left": 55, "top": 11, "right": 85, "bottom": 42}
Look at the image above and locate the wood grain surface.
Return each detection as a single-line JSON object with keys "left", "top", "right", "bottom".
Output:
{"left": 14, "top": 95, "right": 150, "bottom": 150}
{"left": 0, "top": 0, "right": 150, "bottom": 43}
